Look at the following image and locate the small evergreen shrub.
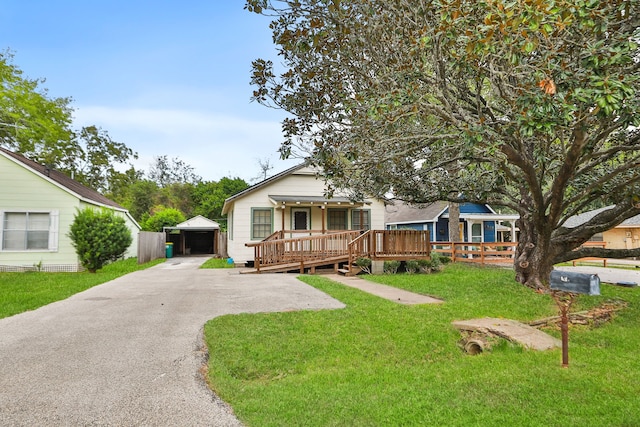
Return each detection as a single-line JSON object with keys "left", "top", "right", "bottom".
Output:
{"left": 68, "top": 208, "right": 132, "bottom": 273}
{"left": 429, "top": 253, "right": 443, "bottom": 272}
{"left": 405, "top": 259, "right": 419, "bottom": 274}
{"left": 417, "top": 258, "right": 432, "bottom": 273}
{"left": 383, "top": 260, "right": 401, "bottom": 274}
{"left": 355, "top": 257, "right": 372, "bottom": 274}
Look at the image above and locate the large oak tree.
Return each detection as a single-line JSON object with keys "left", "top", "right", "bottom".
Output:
{"left": 248, "top": 0, "right": 640, "bottom": 289}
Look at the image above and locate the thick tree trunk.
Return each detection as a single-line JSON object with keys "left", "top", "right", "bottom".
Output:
{"left": 514, "top": 217, "right": 556, "bottom": 291}
{"left": 448, "top": 202, "right": 460, "bottom": 242}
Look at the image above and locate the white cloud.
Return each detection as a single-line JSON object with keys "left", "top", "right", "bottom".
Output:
{"left": 73, "top": 106, "right": 300, "bottom": 182}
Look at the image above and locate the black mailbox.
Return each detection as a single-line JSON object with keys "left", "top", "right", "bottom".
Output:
{"left": 550, "top": 270, "right": 600, "bottom": 295}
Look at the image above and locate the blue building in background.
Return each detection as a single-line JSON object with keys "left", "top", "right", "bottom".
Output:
{"left": 385, "top": 200, "right": 519, "bottom": 243}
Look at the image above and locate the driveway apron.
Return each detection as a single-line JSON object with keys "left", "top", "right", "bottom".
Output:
{"left": 0, "top": 257, "right": 345, "bottom": 426}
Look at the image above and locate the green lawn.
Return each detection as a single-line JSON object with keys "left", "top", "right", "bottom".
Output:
{"left": 0, "top": 257, "right": 164, "bottom": 319}
{"left": 204, "top": 263, "right": 640, "bottom": 426}
{"left": 200, "top": 257, "right": 235, "bottom": 269}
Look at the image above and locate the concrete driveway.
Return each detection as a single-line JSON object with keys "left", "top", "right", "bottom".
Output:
{"left": 0, "top": 257, "right": 345, "bottom": 426}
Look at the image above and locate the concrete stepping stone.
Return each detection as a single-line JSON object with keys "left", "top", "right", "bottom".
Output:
{"left": 327, "top": 274, "right": 444, "bottom": 305}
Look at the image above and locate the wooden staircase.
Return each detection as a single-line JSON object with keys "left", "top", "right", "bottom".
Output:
{"left": 337, "top": 263, "right": 362, "bottom": 276}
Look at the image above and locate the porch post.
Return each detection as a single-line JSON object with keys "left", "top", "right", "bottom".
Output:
{"left": 321, "top": 205, "right": 326, "bottom": 234}
{"left": 281, "top": 204, "right": 285, "bottom": 232}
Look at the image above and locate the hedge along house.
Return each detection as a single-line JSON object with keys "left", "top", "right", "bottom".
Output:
{"left": 163, "top": 215, "right": 222, "bottom": 256}
{"left": 0, "top": 147, "right": 140, "bottom": 272}
{"left": 385, "top": 200, "right": 520, "bottom": 243}
{"left": 221, "top": 163, "right": 387, "bottom": 265}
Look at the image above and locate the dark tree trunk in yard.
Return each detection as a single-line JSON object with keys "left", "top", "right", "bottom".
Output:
{"left": 514, "top": 215, "right": 557, "bottom": 291}
{"left": 448, "top": 202, "right": 460, "bottom": 242}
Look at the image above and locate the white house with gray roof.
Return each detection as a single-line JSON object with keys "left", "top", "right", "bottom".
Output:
{"left": 221, "top": 163, "right": 386, "bottom": 264}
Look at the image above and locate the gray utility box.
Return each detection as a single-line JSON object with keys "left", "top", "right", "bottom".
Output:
{"left": 550, "top": 270, "right": 601, "bottom": 295}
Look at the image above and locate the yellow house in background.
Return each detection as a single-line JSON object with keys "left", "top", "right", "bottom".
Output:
{"left": 603, "top": 214, "right": 640, "bottom": 250}
{"left": 0, "top": 147, "right": 140, "bottom": 272}
{"left": 566, "top": 206, "right": 640, "bottom": 252}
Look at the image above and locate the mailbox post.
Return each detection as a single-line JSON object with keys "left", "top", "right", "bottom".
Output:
{"left": 549, "top": 270, "right": 600, "bottom": 368}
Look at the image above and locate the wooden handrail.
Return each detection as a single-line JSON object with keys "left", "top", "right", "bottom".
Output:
{"left": 246, "top": 230, "right": 361, "bottom": 271}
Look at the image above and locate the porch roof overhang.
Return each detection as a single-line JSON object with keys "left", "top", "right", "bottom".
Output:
{"left": 268, "top": 195, "right": 371, "bottom": 207}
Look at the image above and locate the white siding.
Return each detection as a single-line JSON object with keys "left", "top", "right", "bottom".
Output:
{"left": 227, "top": 168, "right": 386, "bottom": 263}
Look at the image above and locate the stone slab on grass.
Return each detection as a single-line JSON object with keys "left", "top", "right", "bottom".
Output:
{"left": 452, "top": 317, "right": 561, "bottom": 351}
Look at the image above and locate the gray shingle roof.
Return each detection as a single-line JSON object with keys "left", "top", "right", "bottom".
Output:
{"left": 0, "top": 147, "right": 124, "bottom": 209}
{"left": 563, "top": 205, "right": 640, "bottom": 228}
{"left": 385, "top": 200, "right": 448, "bottom": 224}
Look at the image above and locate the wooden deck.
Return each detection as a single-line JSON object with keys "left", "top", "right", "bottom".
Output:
{"left": 244, "top": 230, "right": 431, "bottom": 274}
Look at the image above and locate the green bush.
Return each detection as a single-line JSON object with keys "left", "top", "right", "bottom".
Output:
{"left": 383, "top": 260, "right": 401, "bottom": 274}
{"left": 429, "top": 253, "right": 443, "bottom": 272}
{"left": 417, "top": 258, "right": 432, "bottom": 273}
{"left": 68, "top": 208, "right": 133, "bottom": 273}
{"left": 432, "top": 252, "right": 451, "bottom": 265}
{"left": 355, "top": 257, "right": 372, "bottom": 274}
{"left": 142, "top": 207, "right": 186, "bottom": 232}
{"left": 405, "top": 259, "right": 419, "bottom": 274}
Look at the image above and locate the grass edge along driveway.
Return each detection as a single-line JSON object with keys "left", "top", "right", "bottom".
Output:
{"left": 205, "top": 263, "right": 640, "bottom": 427}
{"left": 0, "top": 258, "right": 164, "bottom": 319}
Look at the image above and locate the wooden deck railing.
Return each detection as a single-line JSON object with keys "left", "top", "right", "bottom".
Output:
{"left": 347, "top": 230, "right": 431, "bottom": 269}
{"left": 250, "top": 231, "right": 535, "bottom": 272}
{"left": 246, "top": 230, "right": 361, "bottom": 272}
{"left": 248, "top": 229, "right": 432, "bottom": 273}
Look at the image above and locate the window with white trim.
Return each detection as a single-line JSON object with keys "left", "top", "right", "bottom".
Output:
{"left": 1, "top": 211, "right": 58, "bottom": 251}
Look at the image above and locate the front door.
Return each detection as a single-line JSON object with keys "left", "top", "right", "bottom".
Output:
{"left": 292, "top": 208, "right": 310, "bottom": 231}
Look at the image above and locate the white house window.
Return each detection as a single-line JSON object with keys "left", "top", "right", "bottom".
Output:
{"left": 351, "top": 209, "right": 370, "bottom": 230}
{"left": 2, "top": 212, "right": 57, "bottom": 251}
{"left": 251, "top": 208, "right": 272, "bottom": 239}
{"left": 328, "top": 209, "right": 347, "bottom": 230}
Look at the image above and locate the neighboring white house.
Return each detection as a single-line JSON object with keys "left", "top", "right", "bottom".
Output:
{"left": 221, "top": 163, "right": 387, "bottom": 264}
{"left": 0, "top": 147, "right": 140, "bottom": 272}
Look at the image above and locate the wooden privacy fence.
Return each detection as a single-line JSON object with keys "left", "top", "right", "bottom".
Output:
{"left": 431, "top": 242, "right": 517, "bottom": 265}
{"left": 137, "top": 231, "right": 166, "bottom": 264}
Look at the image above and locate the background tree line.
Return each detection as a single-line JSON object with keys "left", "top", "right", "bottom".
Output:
{"left": 1, "top": 50, "right": 248, "bottom": 231}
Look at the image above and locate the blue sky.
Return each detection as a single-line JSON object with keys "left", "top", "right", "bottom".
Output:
{"left": 0, "top": 1, "right": 300, "bottom": 182}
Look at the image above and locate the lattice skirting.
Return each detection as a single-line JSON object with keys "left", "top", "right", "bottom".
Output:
{"left": 0, "top": 264, "right": 85, "bottom": 273}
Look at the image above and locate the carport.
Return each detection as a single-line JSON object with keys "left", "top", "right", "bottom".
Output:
{"left": 164, "top": 215, "right": 221, "bottom": 256}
